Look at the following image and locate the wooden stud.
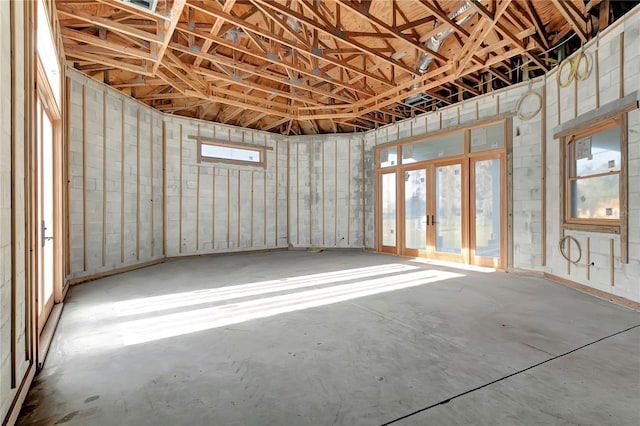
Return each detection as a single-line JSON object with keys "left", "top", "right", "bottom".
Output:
{"left": 162, "top": 121, "right": 166, "bottom": 256}
{"left": 251, "top": 171, "right": 255, "bottom": 248}
{"left": 286, "top": 141, "right": 290, "bottom": 247}
{"left": 102, "top": 92, "right": 107, "bottom": 267}
{"left": 609, "top": 238, "right": 614, "bottom": 286}
{"left": 595, "top": 47, "right": 600, "bottom": 108}
{"left": 263, "top": 164, "right": 266, "bottom": 247}
{"left": 574, "top": 68, "right": 578, "bottom": 118}
{"left": 10, "top": 0, "right": 16, "bottom": 386}
{"left": 619, "top": 33, "right": 624, "bottom": 99}
{"left": 347, "top": 139, "right": 351, "bottom": 245}
{"left": 226, "top": 169, "right": 230, "bottom": 249}
{"left": 211, "top": 166, "right": 215, "bottom": 250}
{"left": 196, "top": 165, "right": 200, "bottom": 251}
{"left": 620, "top": 113, "right": 628, "bottom": 264}
{"left": 179, "top": 123, "right": 183, "bottom": 254}
{"left": 586, "top": 237, "right": 591, "bottom": 280}
{"left": 150, "top": 115, "right": 154, "bottom": 257}
{"left": 120, "top": 99, "right": 125, "bottom": 263}
{"left": 308, "top": 142, "right": 312, "bottom": 246}
{"left": 557, "top": 77, "right": 561, "bottom": 125}
{"left": 496, "top": 95, "right": 500, "bottom": 115}
{"left": 237, "top": 170, "right": 241, "bottom": 248}
{"left": 82, "top": 85, "right": 87, "bottom": 272}
{"left": 321, "top": 141, "right": 325, "bottom": 246}
{"left": 541, "top": 84, "right": 547, "bottom": 266}
{"left": 334, "top": 140, "right": 338, "bottom": 246}
{"left": 136, "top": 109, "right": 140, "bottom": 261}
{"left": 275, "top": 139, "right": 279, "bottom": 247}
{"left": 65, "top": 77, "right": 71, "bottom": 277}
{"left": 195, "top": 125, "right": 200, "bottom": 251}
{"left": 296, "top": 143, "right": 299, "bottom": 246}
{"left": 361, "top": 138, "right": 366, "bottom": 247}
{"left": 567, "top": 235, "right": 571, "bottom": 275}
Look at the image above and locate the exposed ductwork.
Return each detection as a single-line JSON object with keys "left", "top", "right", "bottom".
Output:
{"left": 405, "top": 0, "right": 477, "bottom": 106}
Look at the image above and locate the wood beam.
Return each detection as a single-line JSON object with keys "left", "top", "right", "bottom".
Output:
{"left": 57, "top": 5, "right": 160, "bottom": 43}
{"left": 188, "top": 1, "right": 392, "bottom": 87}
{"left": 550, "top": 0, "right": 588, "bottom": 43}
{"left": 469, "top": 1, "right": 548, "bottom": 71}
{"left": 193, "top": 0, "right": 237, "bottom": 67}
{"left": 253, "top": 0, "right": 418, "bottom": 76}
{"left": 151, "top": 0, "right": 187, "bottom": 73}
{"left": 61, "top": 27, "right": 152, "bottom": 60}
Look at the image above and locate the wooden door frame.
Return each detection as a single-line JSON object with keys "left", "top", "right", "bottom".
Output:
{"left": 376, "top": 170, "right": 399, "bottom": 254}
{"left": 468, "top": 151, "right": 507, "bottom": 269}
{"left": 35, "top": 55, "right": 64, "bottom": 334}
{"left": 429, "top": 156, "right": 468, "bottom": 264}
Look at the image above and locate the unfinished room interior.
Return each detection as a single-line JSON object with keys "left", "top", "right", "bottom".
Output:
{"left": 2, "top": 0, "right": 640, "bottom": 424}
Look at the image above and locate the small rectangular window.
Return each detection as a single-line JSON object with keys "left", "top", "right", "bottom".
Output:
{"left": 198, "top": 140, "right": 265, "bottom": 167}
{"left": 565, "top": 122, "right": 621, "bottom": 223}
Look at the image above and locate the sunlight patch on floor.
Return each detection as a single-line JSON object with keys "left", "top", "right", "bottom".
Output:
{"left": 121, "top": 269, "right": 463, "bottom": 345}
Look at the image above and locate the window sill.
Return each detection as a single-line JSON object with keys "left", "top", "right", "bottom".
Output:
{"left": 563, "top": 223, "right": 620, "bottom": 234}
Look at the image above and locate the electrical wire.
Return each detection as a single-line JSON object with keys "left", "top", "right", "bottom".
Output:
{"left": 559, "top": 235, "right": 582, "bottom": 264}
{"left": 514, "top": 91, "right": 542, "bottom": 120}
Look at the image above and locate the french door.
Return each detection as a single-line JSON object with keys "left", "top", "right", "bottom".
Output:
{"left": 400, "top": 160, "right": 466, "bottom": 263}
{"left": 36, "top": 93, "right": 56, "bottom": 333}
{"left": 378, "top": 155, "right": 505, "bottom": 269}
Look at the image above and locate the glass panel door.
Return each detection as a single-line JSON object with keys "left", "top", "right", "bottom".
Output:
{"left": 37, "top": 96, "right": 55, "bottom": 332}
{"left": 380, "top": 172, "right": 397, "bottom": 252}
{"left": 402, "top": 169, "right": 427, "bottom": 255}
{"left": 433, "top": 163, "right": 464, "bottom": 261}
{"left": 471, "top": 155, "right": 504, "bottom": 268}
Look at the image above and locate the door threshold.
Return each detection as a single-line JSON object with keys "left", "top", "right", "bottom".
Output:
{"left": 38, "top": 302, "right": 64, "bottom": 370}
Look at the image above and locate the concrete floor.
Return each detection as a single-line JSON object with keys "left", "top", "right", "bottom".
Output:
{"left": 18, "top": 251, "right": 640, "bottom": 426}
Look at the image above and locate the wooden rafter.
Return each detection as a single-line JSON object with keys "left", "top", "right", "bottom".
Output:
{"left": 56, "top": 0, "right": 592, "bottom": 134}
{"left": 550, "top": 0, "right": 588, "bottom": 43}
{"left": 151, "top": 0, "right": 187, "bottom": 73}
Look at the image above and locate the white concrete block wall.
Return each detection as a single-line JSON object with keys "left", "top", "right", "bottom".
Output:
{"left": 1, "top": 1, "right": 32, "bottom": 422}
{"left": 67, "top": 70, "right": 165, "bottom": 279}
{"left": 545, "top": 9, "right": 640, "bottom": 303}
{"left": 288, "top": 135, "right": 366, "bottom": 248}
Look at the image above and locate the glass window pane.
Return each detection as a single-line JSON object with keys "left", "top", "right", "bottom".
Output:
{"left": 470, "top": 123, "right": 504, "bottom": 152}
{"left": 402, "top": 132, "right": 464, "bottom": 164}
{"left": 570, "top": 174, "right": 619, "bottom": 219}
{"left": 435, "top": 164, "right": 462, "bottom": 254}
{"left": 201, "top": 144, "right": 261, "bottom": 163}
{"left": 404, "top": 169, "right": 427, "bottom": 250}
{"left": 474, "top": 159, "right": 501, "bottom": 258}
{"left": 573, "top": 126, "right": 620, "bottom": 177}
{"left": 379, "top": 147, "right": 398, "bottom": 168}
{"left": 382, "top": 173, "right": 396, "bottom": 246}
{"left": 37, "top": 0, "right": 61, "bottom": 108}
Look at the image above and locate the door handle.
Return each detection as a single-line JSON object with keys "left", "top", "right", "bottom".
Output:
{"left": 426, "top": 215, "right": 430, "bottom": 226}
{"left": 431, "top": 214, "right": 436, "bottom": 225}
{"left": 41, "top": 221, "right": 53, "bottom": 246}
